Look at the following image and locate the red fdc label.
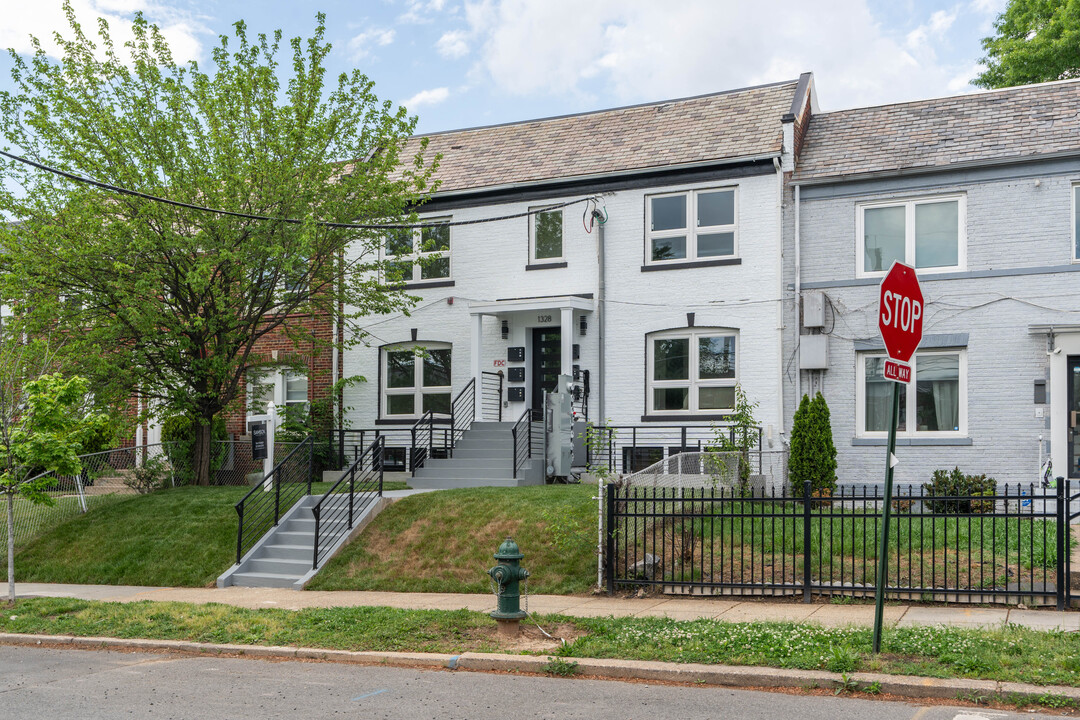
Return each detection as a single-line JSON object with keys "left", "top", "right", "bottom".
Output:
{"left": 883, "top": 359, "right": 911, "bottom": 384}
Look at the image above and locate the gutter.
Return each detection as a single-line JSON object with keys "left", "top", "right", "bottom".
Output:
{"left": 794, "top": 183, "right": 801, "bottom": 407}
{"left": 595, "top": 213, "right": 606, "bottom": 425}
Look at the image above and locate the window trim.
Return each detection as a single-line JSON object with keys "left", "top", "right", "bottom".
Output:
{"left": 645, "top": 327, "right": 738, "bottom": 416}
{"left": 380, "top": 342, "right": 453, "bottom": 420}
{"left": 529, "top": 207, "right": 564, "bottom": 265}
{"left": 645, "top": 187, "right": 739, "bottom": 266}
{"left": 1072, "top": 183, "right": 1079, "bottom": 262}
{"left": 855, "top": 194, "right": 966, "bottom": 278}
{"left": 246, "top": 367, "right": 309, "bottom": 417}
{"left": 855, "top": 349, "right": 967, "bottom": 439}
{"left": 383, "top": 217, "right": 452, "bottom": 286}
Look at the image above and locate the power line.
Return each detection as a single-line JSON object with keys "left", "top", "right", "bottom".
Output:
{"left": 0, "top": 149, "right": 598, "bottom": 230}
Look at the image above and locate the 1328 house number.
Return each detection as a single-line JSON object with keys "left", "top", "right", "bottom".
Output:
{"left": 537, "top": 314, "right": 553, "bottom": 323}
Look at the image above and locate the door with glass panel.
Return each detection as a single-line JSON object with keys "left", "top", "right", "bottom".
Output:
{"left": 1069, "top": 357, "right": 1080, "bottom": 479}
{"left": 531, "top": 328, "right": 561, "bottom": 411}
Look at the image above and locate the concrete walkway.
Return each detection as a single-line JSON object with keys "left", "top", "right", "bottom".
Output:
{"left": 12, "top": 583, "right": 1079, "bottom": 631}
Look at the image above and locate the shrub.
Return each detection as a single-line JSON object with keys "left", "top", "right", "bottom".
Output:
{"left": 161, "top": 414, "right": 228, "bottom": 484}
{"left": 708, "top": 384, "right": 759, "bottom": 489}
{"left": 923, "top": 467, "right": 997, "bottom": 514}
{"left": 788, "top": 392, "right": 838, "bottom": 496}
{"left": 124, "top": 455, "right": 170, "bottom": 494}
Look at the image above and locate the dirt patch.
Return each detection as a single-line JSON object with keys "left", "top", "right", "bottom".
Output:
{"left": 463, "top": 621, "right": 584, "bottom": 653}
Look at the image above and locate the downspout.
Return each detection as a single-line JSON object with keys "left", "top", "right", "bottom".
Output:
{"left": 774, "top": 158, "right": 784, "bottom": 448}
{"left": 594, "top": 212, "right": 606, "bottom": 425}
{"left": 794, "top": 183, "right": 801, "bottom": 409}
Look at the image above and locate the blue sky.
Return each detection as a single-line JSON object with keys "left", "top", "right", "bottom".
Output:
{"left": 1, "top": 0, "right": 1009, "bottom": 135}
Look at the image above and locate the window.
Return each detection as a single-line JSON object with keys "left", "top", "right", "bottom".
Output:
{"left": 647, "top": 328, "right": 737, "bottom": 415}
{"left": 247, "top": 368, "right": 308, "bottom": 416}
{"left": 385, "top": 220, "right": 450, "bottom": 284}
{"left": 647, "top": 188, "right": 737, "bottom": 264}
{"left": 530, "top": 208, "right": 563, "bottom": 263}
{"left": 857, "top": 351, "right": 966, "bottom": 437}
{"left": 858, "top": 196, "right": 964, "bottom": 276}
{"left": 1073, "top": 185, "right": 1079, "bottom": 261}
{"left": 382, "top": 343, "right": 452, "bottom": 418}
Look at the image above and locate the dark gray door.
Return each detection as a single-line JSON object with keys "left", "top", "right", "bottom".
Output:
{"left": 1070, "top": 356, "right": 1080, "bottom": 478}
{"left": 531, "top": 327, "right": 561, "bottom": 410}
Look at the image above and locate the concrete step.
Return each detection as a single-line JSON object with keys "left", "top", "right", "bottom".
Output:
{"left": 262, "top": 544, "right": 313, "bottom": 561}
{"left": 282, "top": 517, "right": 349, "bottom": 533}
{"left": 450, "top": 447, "right": 513, "bottom": 459}
{"left": 469, "top": 422, "right": 516, "bottom": 430}
{"left": 246, "top": 557, "right": 312, "bottom": 576}
{"left": 413, "top": 466, "right": 521, "bottom": 480}
{"left": 424, "top": 457, "right": 514, "bottom": 469}
{"left": 408, "top": 476, "right": 520, "bottom": 489}
{"left": 228, "top": 571, "right": 301, "bottom": 589}
{"left": 273, "top": 530, "right": 315, "bottom": 545}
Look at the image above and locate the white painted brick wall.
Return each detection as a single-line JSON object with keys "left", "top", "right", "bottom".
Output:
{"left": 342, "top": 172, "right": 786, "bottom": 437}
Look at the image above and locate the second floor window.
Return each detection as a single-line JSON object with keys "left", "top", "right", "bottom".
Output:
{"left": 647, "top": 188, "right": 737, "bottom": 264}
{"left": 530, "top": 208, "right": 563, "bottom": 263}
{"left": 385, "top": 220, "right": 451, "bottom": 284}
{"left": 859, "top": 196, "right": 964, "bottom": 276}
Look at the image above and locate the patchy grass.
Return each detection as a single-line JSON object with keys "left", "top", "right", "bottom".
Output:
{"left": 9, "top": 481, "right": 408, "bottom": 587}
{"left": 309, "top": 484, "right": 597, "bottom": 595}
{"left": 3, "top": 597, "right": 1080, "bottom": 691}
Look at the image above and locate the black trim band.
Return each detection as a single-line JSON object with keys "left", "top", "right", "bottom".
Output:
{"left": 525, "top": 262, "right": 568, "bottom": 271}
{"left": 640, "top": 414, "right": 733, "bottom": 422}
{"left": 402, "top": 280, "right": 456, "bottom": 290}
{"left": 641, "top": 258, "right": 741, "bottom": 272}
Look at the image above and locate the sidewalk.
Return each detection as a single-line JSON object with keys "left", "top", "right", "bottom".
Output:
{"left": 12, "top": 583, "right": 1079, "bottom": 631}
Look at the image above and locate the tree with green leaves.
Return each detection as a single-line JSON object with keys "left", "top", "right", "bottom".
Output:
{"left": 708, "top": 384, "right": 759, "bottom": 488}
{"left": 1, "top": 352, "right": 105, "bottom": 604}
{"left": 788, "top": 392, "right": 837, "bottom": 496}
{"left": 974, "top": 0, "right": 1080, "bottom": 88}
{"left": 0, "top": 3, "right": 438, "bottom": 484}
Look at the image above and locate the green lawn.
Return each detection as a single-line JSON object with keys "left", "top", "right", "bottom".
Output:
{"left": 3, "top": 597, "right": 1080, "bottom": 698}
{"left": 309, "top": 484, "right": 598, "bottom": 595}
{"left": 10, "top": 481, "right": 410, "bottom": 587}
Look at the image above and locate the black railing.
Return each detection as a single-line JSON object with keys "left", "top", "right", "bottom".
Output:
{"left": 588, "top": 424, "right": 762, "bottom": 475}
{"left": 481, "top": 370, "right": 504, "bottom": 421}
{"left": 511, "top": 408, "right": 534, "bottom": 479}
{"left": 311, "top": 436, "right": 385, "bottom": 569}
{"left": 607, "top": 479, "right": 1074, "bottom": 608}
{"left": 572, "top": 369, "right": 590, "bottom": 421}
{"left": 409, "top": 410, "right": 436, "bottom": 475}
{"left": 327, "top": 428, "right": 433, "bottom": 473}
{"left": 234, "top": 437, "right": 314, "bottom": 565}
{"left": 449, "top": 378, "right": 476, "bottom": 456}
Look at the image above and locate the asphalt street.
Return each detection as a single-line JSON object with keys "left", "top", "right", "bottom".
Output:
{"left": 0, "top": 645, "right": 1059, "bottom": 720}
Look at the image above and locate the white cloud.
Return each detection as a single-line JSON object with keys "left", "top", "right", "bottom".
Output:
{"left": 449, "top": 0, "right": 986, "bottom": 111}
{"left": 436, "top": 30, "right": 469, "bottom": 59}
{"left": 402, "top": 86, "right": 450, "bottom": 108}
{"left": 1, "top": 1, "right": 204, "bottom": 62}
{"left": 347, "top": 27, "right": 396, "bottom": 61}
{"left": 399, "top": 0, "right": 450, "bottom": 24}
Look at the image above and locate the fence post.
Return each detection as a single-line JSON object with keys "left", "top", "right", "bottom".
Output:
{"left": 1057, "top": 478, "right": 1067, "bottom": 611}
{"left": 605, "top": 482, "right": 616, "bottom": 594}
{"left": 802, "top": 479, "right": 812, "bottom": 603}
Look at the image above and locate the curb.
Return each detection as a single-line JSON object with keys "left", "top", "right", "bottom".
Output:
{"left": 2, "top": 633, "right": 1078, "bottom": 704}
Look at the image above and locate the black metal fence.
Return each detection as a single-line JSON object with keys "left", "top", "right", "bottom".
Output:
{"left": 234, "top": 438, "right": 314, "bottom": 564}
{"left": 588, "top": 424, "right": 763, "bottom": 475}
{"left": 312, "top": 436, "right": 384, "bottom": 568}
{"left": 481, "top": 370, "right": 504, "bottom": 421}
{"left": 606, "top": 479, "right": 1075, "bottom": 608}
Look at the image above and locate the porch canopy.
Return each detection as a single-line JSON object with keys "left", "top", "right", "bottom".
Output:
{"left": 468, "top": 294, "right": 595, "bottom": 394}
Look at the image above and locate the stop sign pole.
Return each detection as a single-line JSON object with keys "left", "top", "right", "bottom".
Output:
{"left": 872, "top": 261, "right": 924, "bottom": 653}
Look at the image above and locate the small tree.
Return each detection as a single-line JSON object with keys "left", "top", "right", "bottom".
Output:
{"left": 3, "top": 372, "right": 101, "bottom": 604}
{"left": 788, "top": 392, "right": 837, "bottom": 496}
{"left": 708, "top": 384, "right": 759, "bottom": 489}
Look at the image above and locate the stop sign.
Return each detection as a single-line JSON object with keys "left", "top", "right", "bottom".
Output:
{"left": 878, "top": 261, "right": 924, "bottom": 363}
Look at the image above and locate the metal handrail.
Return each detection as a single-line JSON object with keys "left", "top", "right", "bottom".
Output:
{"left": 480, "top": 370, "right": 504, "bottom": 421}
{"left": 311, "top": 436, "right": 384, "bottom": 569}
{"left": 409, "top": 410, "right": 435, "bottom": 476}
{"left": 234, "top": 437, "right": 314, "bottom": 564}
{"left": 449, "top": 377, "right": 476, "bottom": 457}
{"left": 511, "top": 407, "right": 532, "bottom": 479}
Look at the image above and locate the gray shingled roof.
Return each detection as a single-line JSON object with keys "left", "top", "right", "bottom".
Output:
{"left": 402, "top": 80, "right": 799, "bottom": 194}
{"left": 794, "top": 79, "right": 1080, "bottom": 182}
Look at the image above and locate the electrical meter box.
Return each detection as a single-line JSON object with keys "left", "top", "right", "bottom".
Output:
{"left": 799, "top": 334, "right": 829, "bottom": 370}
{"left": 802, "top": 292, "right": 825, "bottom": 328}
{"left": 544, "top": 374, "right": 574, "bottom": 479}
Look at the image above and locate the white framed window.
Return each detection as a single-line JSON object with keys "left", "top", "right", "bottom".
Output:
{"left": 530, "top": 208, "right": 563, "bottom": 263}
{"left": 647, "top": 328, "right": 737, "bottom": 415}
{"left": 382, "top": 343, "right": 452, "bottom": 418}
{"left": 246, "top": 368, "right": 309, "bottom": 416}
{"left": 856, "top": 350, "right": 966, "bottom": 437}
{"left": 384, "top": 219, "right": 451, "bottom": 284}
{"left": 1072, "top": 184, "right": 1079, "bottom": 261}
{"left": 857, "top": 195, "right": 965, "bottom": 277}
{"left": 646, "top": 188, "right": 737, "bottom": 265}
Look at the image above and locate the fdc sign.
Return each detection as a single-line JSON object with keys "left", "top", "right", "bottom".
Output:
{"left": 878, "top": 261, "right": 924, "bottom": 383}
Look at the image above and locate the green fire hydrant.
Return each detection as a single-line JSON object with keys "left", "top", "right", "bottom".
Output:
{"left": 488, "top": 537, "right": 529, "bottom": 637}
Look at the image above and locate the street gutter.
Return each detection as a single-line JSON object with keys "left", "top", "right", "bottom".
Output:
{"left": 1, "top": 632, "right": 1076, "bottom": 705}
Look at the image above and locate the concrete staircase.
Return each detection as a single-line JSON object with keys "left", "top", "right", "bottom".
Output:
{"left": 410, "top": 421, "right": 543, "bottom": 489}
{"left": 217, "top": 492, "right": 388, "bottom": 590}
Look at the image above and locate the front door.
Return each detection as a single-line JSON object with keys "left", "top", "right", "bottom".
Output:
{"left": 531, "top": 327, "right": 561, "bottom": 410}
{"left": 1069, "top": 356, "right": 1080, "bottom": 479}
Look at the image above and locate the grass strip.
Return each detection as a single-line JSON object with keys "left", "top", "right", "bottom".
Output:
{"left": 2, "top": 597, "right": 1079, "bottom": 690}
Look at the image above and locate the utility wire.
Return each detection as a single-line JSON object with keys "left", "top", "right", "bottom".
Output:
{"left": 0, "top": 149, "right": 597, "bottom": 230}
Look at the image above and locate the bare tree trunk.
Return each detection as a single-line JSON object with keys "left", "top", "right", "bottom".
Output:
{"left": 6, "top": 491, "right": 15, "bottom": 605}
{"left": 192, "top": 419, "right": 213, "bottom": 486}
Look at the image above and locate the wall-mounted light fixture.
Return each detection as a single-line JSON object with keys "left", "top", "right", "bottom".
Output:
{"left": 579, "top": 315, "right": 587, "bottom": 336}
{"left": 501, "top": 319, "right": 509, "bottom": 340}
